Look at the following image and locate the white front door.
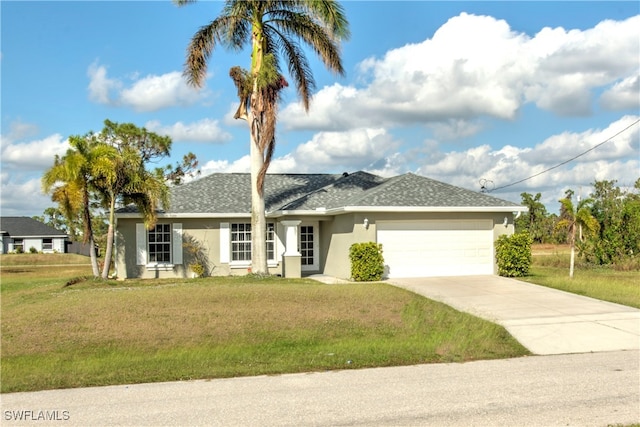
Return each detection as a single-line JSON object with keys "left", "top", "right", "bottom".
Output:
{"left": 300, "top": 222, "right": 319, "bottom": 271}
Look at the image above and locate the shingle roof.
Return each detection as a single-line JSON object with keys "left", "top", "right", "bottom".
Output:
{"left": 117, "top": 171, "right": 521, "bottom": 215}
{"left": 0, "top": 217, "right": 68, "bottom": 237}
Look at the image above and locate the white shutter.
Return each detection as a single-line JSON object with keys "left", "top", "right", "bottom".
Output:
{"left": 136, "top": 223, "right": 147, "bottom": 265}
{"left": 220, "top": 222, "right": 230, "bottom": 263}
{"left": 172, "top": 223, "right": 183, "bottom": 265}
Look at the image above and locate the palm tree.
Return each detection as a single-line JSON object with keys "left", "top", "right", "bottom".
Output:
{"left": 176, "top": 0, "right": 350, "bottom": 274}
{"left": 556, "top": 195, "right": 600, "bottom": 278}
{"left": 93, "top": 121, "right": 171, "bottom": 279}
{"left": 42, "top": 135, "right": 105, "bottom": 277}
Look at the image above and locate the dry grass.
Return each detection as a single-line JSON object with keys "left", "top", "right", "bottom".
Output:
{"left": 0, "top": 253, "right": 91, "bottom": 266}
{"left": 524, "top": 245, "right": 640, "bottom": 308}
{"left": 1, "top": 261, "right": 528, "bottom": 393}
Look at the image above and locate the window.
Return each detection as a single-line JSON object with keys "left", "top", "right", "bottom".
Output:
{"left": 300, "top": 226, "right": 314, "bottom": 266}
{"left": 43, "top": 238, "right": 53, "bottom": 251}
{"left": 266, "top": 223, "right": 275, "bottom": 260}
{"left": 148, "top": 224, "right": 172, "bottom": 263}
{"left": 13, "top": 238, "right": 24, "bottom": 253}
{"left": 231, "top": 223, "right": 251, "bottom": 261}
{"left": 136, "top": 223, "right": 182, "bottom": 267}
{"left": 230, "top": 223, "right": 275, "bottom": 262}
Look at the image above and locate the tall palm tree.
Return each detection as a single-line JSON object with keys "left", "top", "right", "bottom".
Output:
{"left": 556, "top": 195, "right": 600, "bottom": 278}
{"left": 42, "top": 136, "right": 106, "bottom": 277}
{"left": 176, "top": 0, "right": 350, "bottom": 274}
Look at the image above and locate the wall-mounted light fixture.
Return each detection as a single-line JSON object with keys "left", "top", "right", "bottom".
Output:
{"left": 503, "top": 217, "right": 508, "bottom": 228}
{"left": 363, "top": 218, "right": 369, "bottom": 229}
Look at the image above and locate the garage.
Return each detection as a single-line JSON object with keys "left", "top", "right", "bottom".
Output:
{"left": 377, "top": 220, "right": 494, "bottom": 278}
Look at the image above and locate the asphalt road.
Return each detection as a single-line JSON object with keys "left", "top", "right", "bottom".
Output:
{"left": 2, "top": 350, "right": 638, "bottom": 426}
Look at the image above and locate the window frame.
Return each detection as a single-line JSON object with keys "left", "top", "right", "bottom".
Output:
{"left": 147, "top": 223, "right": 172, "bottom": 264}
{"left": 229, "top": 222, "right": 276, "bottom": 264}
{"left": 42, "top": 238, "right": 53, "bottom": 251}
{"left": 13, "top": 238, "right": 24, "bottom": 253}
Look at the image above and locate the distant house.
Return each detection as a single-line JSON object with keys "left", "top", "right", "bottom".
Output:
{"left": 115, "top": 171, "right": 527, "bottom": 280}
{"left": 0, "top": 217, "right": 68, "bottom": 254}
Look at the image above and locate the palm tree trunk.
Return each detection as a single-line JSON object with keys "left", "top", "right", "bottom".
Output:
{"left": 249, "top": 115, "right": 268, "bottom": 275}
{"left": 101, "top": 195, "right": 116, "bottom": 279}
{"left": 88, "top": 234, "right": 99, "bottom": 277}
{"left": 569, "top": 224, "right": 576, "bottom": 279}
{"left": 82, "top": 188, "right": 100, "bottom": 277}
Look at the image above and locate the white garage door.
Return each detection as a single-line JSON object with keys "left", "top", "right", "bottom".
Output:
{"left": 377, "top": 220, "right": 494, "bottom": 278}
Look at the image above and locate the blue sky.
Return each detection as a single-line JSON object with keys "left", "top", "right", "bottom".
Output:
{"left": 2, "top": 1, "right": 639, "bottom": 217}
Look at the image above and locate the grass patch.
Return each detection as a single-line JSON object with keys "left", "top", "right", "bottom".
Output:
{"left": 522, "top": 245, "right": 640, "bottom": 309}
{"left": 1, "top": 269, "right": 528, "bottom": 393}
{"left": 0, "top": 253, "right": 91, "bottom": 266}
{"left": 521, "top": 266, "right": 640, "bottom": 308}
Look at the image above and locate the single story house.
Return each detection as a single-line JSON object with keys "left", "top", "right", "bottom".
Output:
{"left": 0, "top": 216, "right": 68, "bottom": 254}
{"left": 115, "top": 171, "right": 527, "bottom": 280}
{"left": 115, "top": 171, "right": 527, "bottom": 279}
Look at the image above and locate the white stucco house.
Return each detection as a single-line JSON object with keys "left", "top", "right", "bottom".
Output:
{"left": 115, "top": 171, "right": 527, "bottom": 280}
{"left": 0, "top": 217, "right": 68, "bottom": 254}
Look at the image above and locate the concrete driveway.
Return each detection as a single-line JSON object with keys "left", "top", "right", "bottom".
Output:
{"left": 388, "top": 275, "right": 640, "bottom": 355}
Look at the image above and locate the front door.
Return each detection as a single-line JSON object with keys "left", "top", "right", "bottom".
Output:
{"left": 300, "top": 222, "right": 319, "bottom": 271}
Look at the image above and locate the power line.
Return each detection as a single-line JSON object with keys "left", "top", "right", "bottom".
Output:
{"left": 491, "top": 118, "right": 640, "bottom": 192}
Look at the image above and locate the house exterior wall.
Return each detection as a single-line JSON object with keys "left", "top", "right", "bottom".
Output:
{"left": 320, "top": 211, "right": 515, "bottom": 280}
{"left": 115, "top": 218, "right": 284, "bottom": 279}
{"left": 116, "top": 211, "right": 516, "bottom": 280}
{"left": 3, "top": 237, "right": 66, "bottom": 253}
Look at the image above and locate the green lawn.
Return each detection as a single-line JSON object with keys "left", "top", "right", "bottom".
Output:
{"left": 0, "top": 257, "right": 528, "bottom": 393}
{"left": 523, "top": 245, "right": 640, "bottom": 309}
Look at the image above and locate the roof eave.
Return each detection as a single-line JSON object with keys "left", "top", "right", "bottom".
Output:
{"left": 118, "top": 206, "right": 528, "bottom": 219}
{"left": 339, "top": 206, "right": 528, "bottom": 213}
{"left": 116, "top": 212, "right": 251, "bottom": 219}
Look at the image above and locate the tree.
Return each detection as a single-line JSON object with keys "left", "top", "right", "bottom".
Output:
{"left": 515, "top": 192, "right": 549, "bottom": 243}
{"left": 556, "top": 193, "right": 599, "bottom": 278}
{"left": 42, "top": 135, "right": 110, "bottom": 276}
{"left": 620, "top": 178, "right": 640, "bottom": 260}
{"left": 93, "top": 120, "right": 197, "bottom": 279}
{"left": 176, "top": 0, "right": 350, "bottom": 274}
{"left": 33, "top": 207, "right": 80, "bottom": 240}
{"left": 43, "top": 120, "right": 198, "bottom": 280}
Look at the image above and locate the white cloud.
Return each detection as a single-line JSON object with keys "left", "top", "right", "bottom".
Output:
{"left": 1, "top": 133, "right": 68, "bottom": 170}
{"left": 409, "top": 115, "right": 639, "bottom": 208}
{"left": 87, "top": 62, "right": 122, "bottom": 105}
{"left": 200, "top": 156, "right": 251, "bottom": 175}
{"left": 0, "top": 174, "right": 51, "bottom": 217}
{"left": 289, "top": 128, "right": 400, "bottom": 172}
{"left": 87, "top": 62, "right": 210, "bottom": 111}
{"left": 120, "top": 72, "right": 203, "bottom": 112}
{"left": 145, "top": 119, "right": 232, "bottom": 143}
{"left": 197, "top": 128, "right": 400, "bottom": 176}
{"left": 600, "top": 73, "right": 640, "bottom": 111}
{"left": 281, "top": 13, "right": 640, "bottom": 133}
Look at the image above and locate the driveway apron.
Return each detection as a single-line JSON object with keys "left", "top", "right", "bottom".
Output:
{"left": 388, "top": 275, "right": 640, "bottom": 355}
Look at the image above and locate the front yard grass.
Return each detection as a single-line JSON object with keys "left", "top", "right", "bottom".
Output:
{"left": 522, "top": 245, "right": 640, "bottom": 309}
{"left": 1, "top": 264, "right": 529, "bottom": 393}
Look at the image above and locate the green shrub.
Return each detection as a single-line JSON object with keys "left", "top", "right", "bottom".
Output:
{"left": 495, "top": 232, "right": 532, "bottom": 277}
{"left": 29, "top": 247, "right": 38, "bottom": 254}
{"left": 349, "top": 242, "right": 384, "bottom": 281}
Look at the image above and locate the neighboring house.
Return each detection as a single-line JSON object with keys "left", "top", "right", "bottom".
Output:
{"left": 115, "top": 171, "right": 527, "bottom": 280}
{"left": 0, "top": 216, "right": 68, "bottom": 254}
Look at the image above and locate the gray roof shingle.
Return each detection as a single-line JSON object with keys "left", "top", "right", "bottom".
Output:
{"left": 0, "top": 217, "right": 68, "bottom": 237}
{"left": 117, "top": 171, "right": 521, "bottom": 215}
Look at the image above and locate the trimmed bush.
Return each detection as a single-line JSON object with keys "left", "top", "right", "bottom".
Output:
{"left": 349, "top": 242, "right": 384, "bottom": 281}
{"left": 495, "top": 232, "right": 533, "bottom": 277}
